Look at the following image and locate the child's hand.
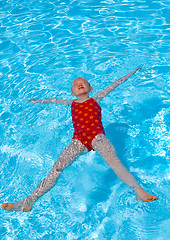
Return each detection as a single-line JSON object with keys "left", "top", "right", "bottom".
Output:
{"left": 116, "top": 68, "right": 142, "bottom": 85}
{"left": 29, "top": 98, "right": 38, "bottom": 103}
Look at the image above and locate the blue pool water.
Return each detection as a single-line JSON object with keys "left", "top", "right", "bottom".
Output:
{"left": 0, "top": 0, "right": 170, "bottom": 239}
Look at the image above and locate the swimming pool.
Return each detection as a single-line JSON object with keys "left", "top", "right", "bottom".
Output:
{"left": 0, "top": 0, "right": 169, "bottom": 239}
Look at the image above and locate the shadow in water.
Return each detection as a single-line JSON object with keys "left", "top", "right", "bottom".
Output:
{"left": 105, "top": 122, "right": 129, "bottom": 165}
{"left": 89, "top": 122, "right": 130, "bottom": 204}
{"left": 120, "top": 97, "right": 168, "bottom": 124}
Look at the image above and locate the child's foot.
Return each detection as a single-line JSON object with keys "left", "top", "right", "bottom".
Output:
{"left": 135, "top": 187, "right": 158, "bottom": 202}
{"left": 2, "top": 198, "right": 33, "bottom": 212}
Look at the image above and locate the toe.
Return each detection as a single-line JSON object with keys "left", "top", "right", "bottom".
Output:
{"left": 2, "top": 203, "right": 14, "bottom": 210}
{"left": 146, "top": 195, "right": 158, "bottom": 202}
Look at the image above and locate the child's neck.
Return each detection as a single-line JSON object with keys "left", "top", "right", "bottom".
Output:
{"left": 75, "top": 94, "right": 90, "bottom": 102}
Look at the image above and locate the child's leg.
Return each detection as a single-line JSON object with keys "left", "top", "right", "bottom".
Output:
{"left": 92, "top": 134, "right": 158, "bottom": 202}
{"left": 2, "top": 139, "right": 88, "bottom": 212}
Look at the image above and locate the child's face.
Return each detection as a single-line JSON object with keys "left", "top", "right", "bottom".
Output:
{"left": 71, "top": 78, "right": 93, "bottom": 97}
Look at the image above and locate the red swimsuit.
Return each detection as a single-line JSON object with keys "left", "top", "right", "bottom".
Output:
{"left": 71, "top": 98, "right": 105, "bottom": 151}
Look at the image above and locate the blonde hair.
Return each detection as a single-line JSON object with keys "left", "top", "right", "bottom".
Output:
{"left": 71, "top": 78, "right": 91, "bottom": 92}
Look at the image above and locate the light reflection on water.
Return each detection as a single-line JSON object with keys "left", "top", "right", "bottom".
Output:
{"left": 0, "top": 0, "right": 170, "bottom": 239}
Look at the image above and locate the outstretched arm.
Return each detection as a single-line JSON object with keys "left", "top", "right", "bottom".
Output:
{"left": 29, "top": 98, "right": 73, "bottom": 106}
{"left": 93, "top": 68, "right": 142, "bottom": 103}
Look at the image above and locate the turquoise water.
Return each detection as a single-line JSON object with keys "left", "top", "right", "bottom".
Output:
{"left": 0, "top": 0, "right": 170, "bottom": 239}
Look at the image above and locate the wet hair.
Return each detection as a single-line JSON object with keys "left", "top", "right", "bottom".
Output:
{"left": 71, "top": 78, "right": 91, "bottom": 92}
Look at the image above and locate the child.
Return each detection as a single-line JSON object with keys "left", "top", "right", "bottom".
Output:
{"left": 2, "top": 68, "right": 158, "bottom": 212}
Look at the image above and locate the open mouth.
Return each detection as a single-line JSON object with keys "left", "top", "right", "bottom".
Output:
{"left": 78, "top": 86, "right": 84, "bottom": 90}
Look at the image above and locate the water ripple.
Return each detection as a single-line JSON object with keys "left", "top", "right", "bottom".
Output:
{"left": 0, "top": 0, "right": 169, "bottom": 239}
